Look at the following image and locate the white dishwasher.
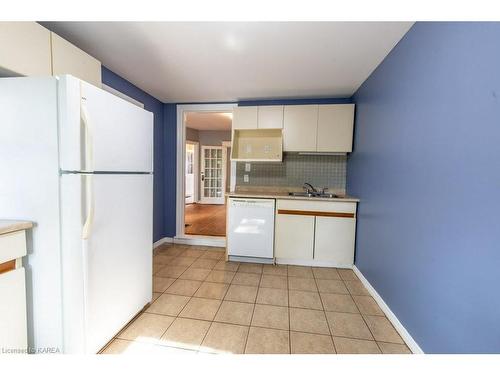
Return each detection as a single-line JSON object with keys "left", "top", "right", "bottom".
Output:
{"left": 227, "top": 198, "right": 275, "bottom": 263}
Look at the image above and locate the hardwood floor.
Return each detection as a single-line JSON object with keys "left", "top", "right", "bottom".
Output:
{"left": 185, "top": 203, "right": 226, "bottom": 237}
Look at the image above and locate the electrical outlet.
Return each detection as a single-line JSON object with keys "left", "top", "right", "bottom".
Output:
{"left": 243, "top": 174, "right": 249, "bottom": 183}
{"left": 245, "top": 163, "right": 251, "bottom": 172}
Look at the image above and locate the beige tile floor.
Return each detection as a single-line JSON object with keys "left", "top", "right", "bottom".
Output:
{"left": 102, "top": 244, "right": 412, "bottom": 355}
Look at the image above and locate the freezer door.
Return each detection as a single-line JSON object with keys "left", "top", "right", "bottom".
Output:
{"left": 58, "top": 75, "right": 153, "bottom": 173}
{"left": 60, "top": 173, "right": 153, "bottom": 354}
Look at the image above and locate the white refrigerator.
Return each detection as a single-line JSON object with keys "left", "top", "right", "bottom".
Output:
{"left": 0, "top": 75, "right": 154, "bottom": 353}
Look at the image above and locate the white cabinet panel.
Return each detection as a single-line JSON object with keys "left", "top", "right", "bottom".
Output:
{"left": 258, "top": 106, "right": 283, "bottom": 129}
{"left": 233, "top": 106, "right": 258, "bottom": 129}
{"left": 0, "top": 22, "right": 51, "bottom": 76}
{"left": 0, "top": 268, "right": 27, "bottom": 351}
{"left": 51, "top": 32, "right": 102, "bottom": 87}
{"left": 283, "top": 105, "right": 318, "bottom": 151}
{"left": 275, "top": 211, "right": 314, "bottom": 260}
{"left": 314, "top": 216, "right": 355, "bottom": 267}
{"left": 317, "top": 104, "right": 355, "bottom": 152}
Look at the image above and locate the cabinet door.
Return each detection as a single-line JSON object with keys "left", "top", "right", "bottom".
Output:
{"left": 258, "top": 106, "right": 283, "bottom": 129}
{"left": 283, "top": 105, "right": 318, "bottom": 151}
{"left": 51, "top": 32, "right": 102, "bottom": 87}
{"left": 0, "top": 268, "right": 27, "bottom": 351}
{"left": 0, "top": 22, "right": 51, "bottom": 76}
{"left": 232, "top": 106, "right": 258, "bottom": 129}
{"left": 317, "top": 104, "right": 355, "bottom": 152}
{"left": 314, "top": 216, "right": 355, "bottom": 267}
{"left": 275, "top": 211, "right": 314, "bottom": 260}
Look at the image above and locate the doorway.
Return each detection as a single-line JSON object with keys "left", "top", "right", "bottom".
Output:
{"left": 177, "top": 103, "right": 237, "bottom": 242}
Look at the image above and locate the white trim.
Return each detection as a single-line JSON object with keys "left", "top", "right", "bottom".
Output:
{"left": 221, "top": 141, "right": 233, "bottom": 193}
{"left": 352, "top": 265, "right": 424, "bottom": 354}
{"left": 154, "top": 236, "right": 225, "bottom": 248}
{"left": 275, "top": 258, "right": 352, "bottom": 269}
{"left": 185, "top": 140, "right": 199, "bottom": 204}
{"left": 174, "top": 236, "right": 226, "bottom": 247}
{"left": 176, "top": 103, "right": 237, "bottom": 238}
{"left": 153, "top": 237, "right": 174, "bottom": 249}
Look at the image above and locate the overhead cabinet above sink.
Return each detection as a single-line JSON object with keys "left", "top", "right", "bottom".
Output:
{"left": 231, "top": 103, "right": 355, "bottom": 161}
{"left": 284, "top": 104, "right": 355, "bottom": 153}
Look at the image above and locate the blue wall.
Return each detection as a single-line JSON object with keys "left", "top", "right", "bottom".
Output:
{"left": 348, "top": 22, "right": 500, "bottom": 353}
{"left": 101, "top": 67, "right": 165, "bottom": 242}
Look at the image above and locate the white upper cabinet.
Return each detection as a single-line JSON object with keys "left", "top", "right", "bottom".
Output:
{"left": 232, "top": 106, "right": 258, "bottom": 129}
{"left": 258, "top": 106, "right": 284, "bottom": 129}
{"left": 233, "top": 103, "right": 354, "bottom": 153}
{"left": 51, "top": 32, "right": 102, "bottom": 87}
{"left": 283, "top": 105, "right": 318, "bottom": 152}
{"left": 317, "top": 104, "right": 355, "bottom": 152}
{"left": 0, "top": 22, "right": 51, "bottom": 76}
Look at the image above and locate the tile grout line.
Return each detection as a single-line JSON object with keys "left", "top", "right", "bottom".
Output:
{"left": 312, "top": 269, "right": 337, "bottom": 354}
{"left": 243, "top": 267, "right": 263, "bottom": 354}
{"left": 287, "top": 266, "right": 291, "bottom": 354}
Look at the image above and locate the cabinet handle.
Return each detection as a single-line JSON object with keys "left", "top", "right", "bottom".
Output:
{"left": 277, "top": 209, "right": 354, "bottom": 218}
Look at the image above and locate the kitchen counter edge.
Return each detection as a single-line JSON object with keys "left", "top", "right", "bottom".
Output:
{"left": 226, "top": 192, "right": 359, "bottom": 203}
{"left": 0, "top": 220, "right": 34, "bottom": 236}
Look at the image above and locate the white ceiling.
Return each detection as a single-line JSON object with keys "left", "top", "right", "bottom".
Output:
{"left": 41, "top": 22, "right": 413, "bottom": 103}
{"left": 185, "top": 112, "right": 232, "bottom": 131}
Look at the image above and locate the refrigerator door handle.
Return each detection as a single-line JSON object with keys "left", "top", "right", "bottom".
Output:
{"left": 80, "top": 93, "right": 93, "bottom": 172}
{"left": 82, "top": 174, "right": 95, "bottom": 240}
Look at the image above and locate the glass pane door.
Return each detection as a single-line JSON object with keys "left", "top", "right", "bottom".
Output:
{"left": 201, "top": 146, "right": 224, "bottom": 204}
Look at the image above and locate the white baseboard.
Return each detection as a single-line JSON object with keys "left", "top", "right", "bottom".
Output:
{"left": 153, "top": 237, "right": 174, "bottom": 248}
{"left": 154, "top": 236, "right": 225, "bottom": 248}
{"left": 352, "top": 265, "right": 424, "bottom": 354}
{"left": 175, "top": 236, "right": 226, "bottom": 247}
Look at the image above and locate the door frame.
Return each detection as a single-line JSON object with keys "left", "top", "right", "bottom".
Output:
{"left": 176, "top": 103, "right": 237, "bottom": 242}
{"left": 199, "top": 145, "right": 225, "bottom": 205}
{"left": 185, "top": 140, "right": 199, "bottom": 204}
{"left": 221, "top": 141, "right": 233, "bottom": 193}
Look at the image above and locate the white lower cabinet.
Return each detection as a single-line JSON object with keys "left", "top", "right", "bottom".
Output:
{"left": 0, "top": 224, "right": 30, "bottom": 353}
{"left": 274, "top": 212, "right": 314, "bottom": 260}
{"left": 0, "top": 268, "right": 27, "bottom": 352}
{"left": 274, "top": 199, "right": 356, "bottom": 267}
{"left": 314, "top": 216, "right": 356, "bottom": 267}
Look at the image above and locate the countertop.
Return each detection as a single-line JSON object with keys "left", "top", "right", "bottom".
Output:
{"left": 226, "top": 191, "right": 359, "bottom": 203}
{"left": 0, "top": 220, "right": 33, "bottom": 236}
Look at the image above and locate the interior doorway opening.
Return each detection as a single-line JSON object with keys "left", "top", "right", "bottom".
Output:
{"left": 183, "top": 111, "right": 233, "bottom": 237}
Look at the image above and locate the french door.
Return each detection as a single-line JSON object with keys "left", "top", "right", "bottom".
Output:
{"left": 200, "top": 146, "right": 225, "bottom": 204}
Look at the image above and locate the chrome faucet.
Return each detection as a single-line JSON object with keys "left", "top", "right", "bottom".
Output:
{"left": 303, "top": 182, "right": 317, "bottom": 194}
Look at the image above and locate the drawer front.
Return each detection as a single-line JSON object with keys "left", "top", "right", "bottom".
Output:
{"left": 0, "top": 230, "right": 27, "bottom": 264}
{"left": 0, "top": 267, "right": 28, "bottom": 351}
{"left": 276, "top": 199, "right": 357, "bottom": 215}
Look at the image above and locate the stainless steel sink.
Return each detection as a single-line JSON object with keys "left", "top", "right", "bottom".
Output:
{"left": 288, "top": 192, "right": 339, "bottom": 198}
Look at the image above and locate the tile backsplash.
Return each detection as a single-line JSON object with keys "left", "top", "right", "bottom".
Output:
{"left": 235, "top": 153, "right": 346, "bottom": 192}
